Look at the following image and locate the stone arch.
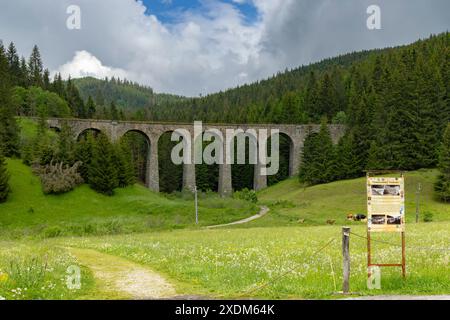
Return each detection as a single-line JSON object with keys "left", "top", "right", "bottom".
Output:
{"left": 194, "top": 130, "right": 222, "bottom": 192}
{"left": 228, "top": 130, "right": 258, "bottom": 191}
{"left": 157, "top": 130, "right": 184, "bottom": 193}
{"left": 267, "top": 131, "right": 295, "bottom": 186}
{"left": 120, "top": 129, "right": 152, "bottom": 187}
{"left": 76, "top": 128, "right": 103, "bottom": 141}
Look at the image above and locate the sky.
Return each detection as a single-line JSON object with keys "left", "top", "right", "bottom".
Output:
{"left": 0, "top": 0, "right": 449, "bottom": 96}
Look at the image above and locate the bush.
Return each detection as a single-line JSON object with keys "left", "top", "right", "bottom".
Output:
{"left": 33, "top": 161, "right": 83, "bottom": 195}
{"left": 423, "top": 212, "right": 434, "bottom": 223}
{"left": 234, "top": 188, "right": 258, "bottom": 203}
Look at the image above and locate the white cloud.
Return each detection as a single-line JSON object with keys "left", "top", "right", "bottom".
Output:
{"left": 0, "top": 0, "right": 449, "bottom": 96}
{"left": 55, "top": 50, "right": 128, "bottom": 80}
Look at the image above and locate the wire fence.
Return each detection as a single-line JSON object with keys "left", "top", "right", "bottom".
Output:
{"left": 235, "top": 228, "right": 449, "bottom": 297}
{"left": 349, "top": 231, "right": 450, "bottom": 251}
{"left": 237, "top": 237, "right": 337, "bottom": 298}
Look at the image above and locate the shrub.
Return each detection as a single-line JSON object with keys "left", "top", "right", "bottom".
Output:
{"left": 33, "top": 161, "right": 83, "bottom": 195}
{"left": 423, "top": 212, "right": 434, "bottom": 223}
{"left": 234, "top": 188, "right": 258, "bottom": 203}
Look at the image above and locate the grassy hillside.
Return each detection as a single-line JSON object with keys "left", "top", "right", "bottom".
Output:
{"left": 0, "top": 159, "right": 258, "bottom": 238}
{"left": 254, "top": 169, "right": 449, "bottom": 227}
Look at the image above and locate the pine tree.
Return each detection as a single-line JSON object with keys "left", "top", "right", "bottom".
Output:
{"left": 6, "top": 42, "right": 20, "bottom": 86}
{"left": 304, "top": 71, "right": 319, "bottom": 121}
{"left": 74, "top": 133, "right": 95, "bottom": 181}
{"left": 66, "top": 77, "right": 85, "bottom": 118}
{"left": 52, "top": 73, "right": 65, "bottom": 98}
{"left": 28, "top": 45, "right": 43, "bottom": 87}
{"left": 57, "top": 123, "right": 75, "bottom": 164}
{"left": 110, "top": 101, "right": 119, "bottom": 120}
{"left": 19, "top": 56, "right": 28, "bottom": 87}
{"left": 88, "top": 133, "right": 118, "bottom": 195}
{"left": 299, "top": 119, "right": 336, "bottom": 185}
{"left": 0, "top": 151, "right": 10, "bottom": 203}
{"left": 435, "top": 123, "right": 450, "bottom": 202}
{"left": 316, "top": 73, "right": 338, "bottom": 119}
{"left": 0, "top": 43, "right": 20, "bottom": 157}
{"left": 86, "top": 96, "right": 96, "bottom": 119}
{"left": 114, "top": 143, "right": 135, "bottom": 188}
{"left": 42, "top": 69, "right": 50, "bottom": 90}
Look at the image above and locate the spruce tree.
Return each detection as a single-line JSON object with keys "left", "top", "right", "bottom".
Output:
{"left": 88, "top": 133, "right": 118, "bottom": 195}
{"left": 57, "top": 123, "right": 75, "bottom": 164}
{"left": 299, "top": 120, "right": 336, "bottom": 185}
{"left": 114, "top": 143, "right": 135, "bottom": 188}
{"left": 316, "top": 73, "right": 338, "bottom": 119}
{"left": 28, "top": 45, "right": 43, "bottom": 87}
{"left": 74, "top": 133, "right": 95, "bottom": 181}
{"left": 0, "top": 152, "right": 10, "bottom": 203}
{"left": 86, "top": 96, "right": 96, "bottom": 119}
{"left": 0, "top": 43, "right": 20, "bottom": 157}
{"left": 110, "top": 101, "right": 119, "bottom": 120}
{"left": 6, "top": 42, "right": 20, "bottom": 86}
{"left": 435, "top": 123, "right": 450, "bottom": 202}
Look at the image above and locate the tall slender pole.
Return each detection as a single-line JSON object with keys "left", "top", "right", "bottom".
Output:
{"left": 342, "top": 227, "right": 351, "bottom": 294}
{"left": 415, "top": 183, "right": 422, "bottom": 223}
{"left": 195, "top": 186, "right": 198, "bottom": 225}
{"left": 401, "top": 231, "right": 406, "bottom": 279}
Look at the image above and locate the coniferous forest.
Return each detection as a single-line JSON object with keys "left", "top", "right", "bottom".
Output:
{"left": 0, "top": 32, "right": 449, "bottom": 198}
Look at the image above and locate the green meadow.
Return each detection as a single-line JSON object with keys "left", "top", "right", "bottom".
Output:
{"left": 1, "top": 155, "right": 448, "bottom": 299}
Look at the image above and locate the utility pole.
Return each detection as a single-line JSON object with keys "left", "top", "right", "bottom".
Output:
{"left": 415, "top": 183, "right": 422, "bottom": 223}
{"left": 195, "top": 186, "right": 198, "bottom": 225}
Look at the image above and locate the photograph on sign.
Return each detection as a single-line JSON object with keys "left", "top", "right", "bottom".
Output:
{"left": 367, "top": 177, "right": 405, "bottom": 232}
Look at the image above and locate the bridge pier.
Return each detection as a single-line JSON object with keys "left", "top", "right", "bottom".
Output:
{"left": 254, "top": 161, "right": 268, "bottom": 191}
{"left": 147, "top": 136, "right": 160, "bottom": 192}
{"left": 289, "top": 142, "right": 302, "bottom": 177}
{"left": 218, "top": 163, "right": 233, "bottom": 197}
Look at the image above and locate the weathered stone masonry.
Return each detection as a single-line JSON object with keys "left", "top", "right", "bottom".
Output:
{"left": 47, "top": 118, "right": 346, "bottom": 196}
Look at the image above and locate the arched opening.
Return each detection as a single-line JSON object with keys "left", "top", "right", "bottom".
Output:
{"left": 120, "top": 130, "right": 150, "bottom": 186}
{"left": 49, "top": 126, "right": 61, "bottom": 133}
{"left": 77, "top": 128, "right": 102, "bottom": 141}
{"left": 267, "top": 132, "right": 294, "bottom": 186}
{"left": 195, "top": 132, "right": 219, "bottom": 192}
{"left": 231, "top": 132, "right": 256, "bottom": 191}
{"left": 158, "top": 131, "right": 183, "bottom": 193}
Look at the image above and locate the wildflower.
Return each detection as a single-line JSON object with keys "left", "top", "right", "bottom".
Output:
{"left": 0, "top": 273, "right": 9, "bottom": 283}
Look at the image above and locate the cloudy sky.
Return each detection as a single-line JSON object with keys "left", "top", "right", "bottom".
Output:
{"left": 0, "top": 0, "right": 449, "bottom": 96}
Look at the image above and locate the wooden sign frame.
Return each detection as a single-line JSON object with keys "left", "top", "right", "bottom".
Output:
{"left": 366, "top": 172, "right": 406, "bottom": 278}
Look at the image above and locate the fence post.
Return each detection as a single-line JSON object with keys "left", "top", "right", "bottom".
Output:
{"left": 194, "top": 186, "right": 198, "bottom": 225}
{"left": 342, "top": 227, "right": 351, "bottom": 294}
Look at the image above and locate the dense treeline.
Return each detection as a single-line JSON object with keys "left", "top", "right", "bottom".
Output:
{"left": 0, "top": 33, "right": 449, "bottom": 199}
{"left": 299, "top": 33, "right": 449, "bottom": 185}
{"left": 73, "top": 77, "right": 185, "bottom": 120}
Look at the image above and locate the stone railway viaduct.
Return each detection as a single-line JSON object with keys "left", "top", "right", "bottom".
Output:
{"left": 46, "top": 118, "right": 346, "bottom": 196}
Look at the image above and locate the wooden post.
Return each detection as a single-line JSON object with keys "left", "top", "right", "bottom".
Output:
{"left": 194, "top": 186, "right": 198, "bottom": 225}
{"left": 367, "top": 231, "right": 372, "bottom": 277}
{"left": 415, "top": 183, "right": 422, "bottom": 223}
{"left": 401, "top": 231, "right": 406, "bottom": 278}
{"left": 342, "top": 227, "right": 351, "bottom": 294}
